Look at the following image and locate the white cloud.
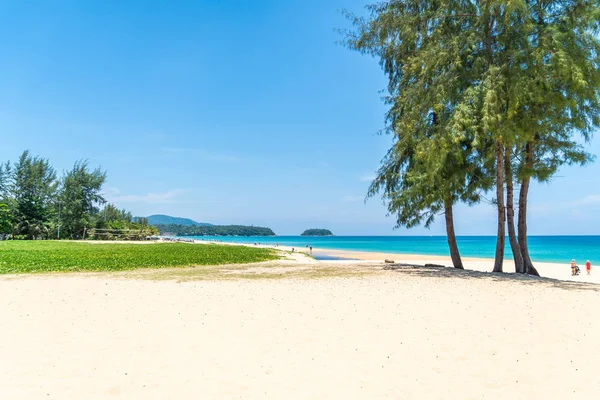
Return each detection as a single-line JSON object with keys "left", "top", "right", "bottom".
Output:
{"left": 343, "top": 195, "right": 364, "bottom": 203}
{"left": 102, "top": 187, "right": 121, "bottom": 197}
{"left": 528, "top": 203, "right": 555, "bottom": 216}
{"left": 360, "top": 174, "right": 376, "bottom": 182}
{"left": 572, "top": 194, "right": 600, "bottom": 206}
{"left": 107, "top": 189, "right": 188, "bottom": 205}
{"left": 318, "top": 161, "right": 330, "bottom": 168}
{"left": 530, "top": 194, "right": 600, "bottom": 217}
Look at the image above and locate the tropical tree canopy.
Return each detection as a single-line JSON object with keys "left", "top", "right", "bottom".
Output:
{"left": 59, "top": 161, "right": 107, "bottom": 239}
{"left": 0, "top": 151, "right": 157, "bottom": 241}
{"left": 10, "top": 151, "right": 58, "bottom": 239}
{"left": 344, "top": 0, "right": 600, "bottom": 273}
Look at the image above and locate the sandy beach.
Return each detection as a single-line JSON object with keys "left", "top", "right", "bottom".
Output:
{"left": 1, "top": 247, "right": 599, "bottom": 399}
{"left": 201, "top": 239, "right": 600, "bottom": 284}
{"left": 312, "top": 248, "right": 600, "bottom": 283}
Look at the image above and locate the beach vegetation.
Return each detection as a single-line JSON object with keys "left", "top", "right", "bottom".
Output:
{"left": 344, "top": 0, "right": 600, "bottom": 275}
{"left": 508, "top": 2, "right": 598, "bottom": 274}
{"left": 0, "top": 151, "right": 159, "bottom": 240}
{"left": 90, "top": 204, "right": 159, "bottom": 240}
{"left": 0, "top": 161, "right": 10, "bottom": 198}
{"left": 0, "top": 202, "right": 12, "bottom": 234}
{"left": 10, "top": 151, "right": 58, "bottom": 239}
{"left": 343, "top": 1, "right": 494, "bottom": 270}
{"left": 59, "top": 161, "right": 107, "bottom": 239}
{"left": 0, "top": 241, "right": 278, "bottom": 274}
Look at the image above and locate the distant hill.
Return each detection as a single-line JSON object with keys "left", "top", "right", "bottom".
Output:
{"left": 155, "top": 224, "right": 275, "bottom": 237}
{"left": 301, "top": 229, "right": 333, "bottom": 236}
{"left": 147, "top": 214, "right": 213, "bottom": 227}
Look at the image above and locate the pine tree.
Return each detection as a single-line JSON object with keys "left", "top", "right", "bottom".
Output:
{"left": 511, "top": 0, "right": 600, "bottom": 274}
{"left": 470, "top": 0, "right": 600, "bottom": 273}
{"left": 345, "top": 1, "right": 600, "bottom": 274}
{"left": 10, "top": 151, "right": 58, "bottom": 239}
{"left": 60, "top": 161, "right": 107, "bottom": 239}
{"left": 344, "top": 1, "right": 492, "bottom": 268}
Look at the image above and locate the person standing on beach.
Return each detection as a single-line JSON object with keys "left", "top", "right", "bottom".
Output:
{"left": 571, "top": 259, "right": 577, "bottom": 276}
{"left": 586, "top": 260, "right": 592, "bottom": 275}
{"left": 309, "top": 246, "right": 313, "bottom": 254}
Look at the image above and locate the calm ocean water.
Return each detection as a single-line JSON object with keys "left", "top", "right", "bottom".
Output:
{"left": 185, "top": 235, "right": 600, "bottom": 264}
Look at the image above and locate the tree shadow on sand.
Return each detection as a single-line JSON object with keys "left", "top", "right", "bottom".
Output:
{"left": 383, "top": 264, "right": 600, "bottom": 293}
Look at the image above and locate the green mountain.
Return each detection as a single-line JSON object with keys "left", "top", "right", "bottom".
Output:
{"left": 147, "top": 214, "right": 213, "bottom": 227}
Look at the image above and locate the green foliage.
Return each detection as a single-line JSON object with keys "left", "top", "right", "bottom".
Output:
{"left": 0, "top": 151, "right": 158, "bottom": 241}
{"left": 87, "top": 225, "right": 159, "bottom": 241}
{"left": 0, "top": 163, "right": 15, "bottom": 236}
{"left": 0, "top": 241, "right": 278, "bottom": 274}
{"left": 0, "top": 161, "right": 10, "bottom": 200}
{"left": 97, "top": 203, "right": 132, "bottom": 224}
{"left": 447, "top": 0, "right": 600, "bottom": 183}
{"left": 344, "top": 1, "right": 493, "bottom": 229}
{"left": 343, "top": 1, "right": 600, "bottom": 272}
{"left": 0, "top": 203, "right": 11, "bottom": 234}
{"left": 133, "top": 216, "right": 149, "bottom": 225}
{"left": 59, "top": 160, "right": 107, "bottom": 239}
{"left": 90, "top": 204, "right": 158, "bottom": 240}
{"left": 301, "top": 229, "right": 333, "bottom": 236}
{"left": 512, "top": 0, "right": 600, "bottom": 181}
{"left": 345, "top": 0, "right": 600, "bottom": 224}
{"left": 10, "top": 151, "right": 58, "bottom": 239}
{"left": 156, "top": 224, "right": 275, "bottom": 236}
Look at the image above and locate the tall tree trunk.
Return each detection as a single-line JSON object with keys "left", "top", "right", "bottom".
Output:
{"left": 493, "top": 141, "right": 505, "bottom": 273}
{"left": 505, "top": 147, "right": 524, "bottom": 273}
{"left": 518, "top": 142, "right": 540, "bottom": 276}
{"left": 444, "top": 198, "right": 464, "bottom": 269}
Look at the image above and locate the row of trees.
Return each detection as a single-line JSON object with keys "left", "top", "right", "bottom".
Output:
{"left": 156, "top": 224, "right": 276, "bottom": 237}
{"left": 0, "top": 151, "right": 157, "bottom": 240}
{"left": 301, "top": 229, "right": 334, "bottom": 236}
{"left": 345, "top": 1, "right": 600, "bottom": 275}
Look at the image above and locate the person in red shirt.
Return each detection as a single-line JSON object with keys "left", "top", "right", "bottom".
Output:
{"left": 586, "top": 260, "right": 592, "bottom": 275}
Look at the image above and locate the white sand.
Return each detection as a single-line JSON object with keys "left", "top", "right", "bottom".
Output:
{"left": 197, "top": 239, "right": 600, "bottom": 284}
{"left": 310, "top": 248, "right": 600, "bottom": 284}
{"left": 1, "top": 263, "right": 599, "bottom": 399}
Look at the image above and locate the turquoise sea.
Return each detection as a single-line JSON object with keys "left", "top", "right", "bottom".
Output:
{"left": 185, "top": 236, "right": 600, "bottom": 264}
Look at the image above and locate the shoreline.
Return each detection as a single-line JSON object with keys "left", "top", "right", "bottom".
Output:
{"left": 2, "top": 250, "right": 599, "bottom": 399}
{"left": 185, "top": 235, "right": 592, "bottom": 265}
{"left": 2, "top": 240, "right": 600, "bottom": 398}
{"left": 192, "top": 238, "right": 600, "bottom": 284}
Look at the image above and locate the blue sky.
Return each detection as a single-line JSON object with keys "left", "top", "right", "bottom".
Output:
{"left": 1, "top": 0, "right": 599, "bottom": 235}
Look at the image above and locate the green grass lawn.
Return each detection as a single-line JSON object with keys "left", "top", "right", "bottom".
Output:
{"left": 0, "top": 241, "right": 278, "bottom": 274}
